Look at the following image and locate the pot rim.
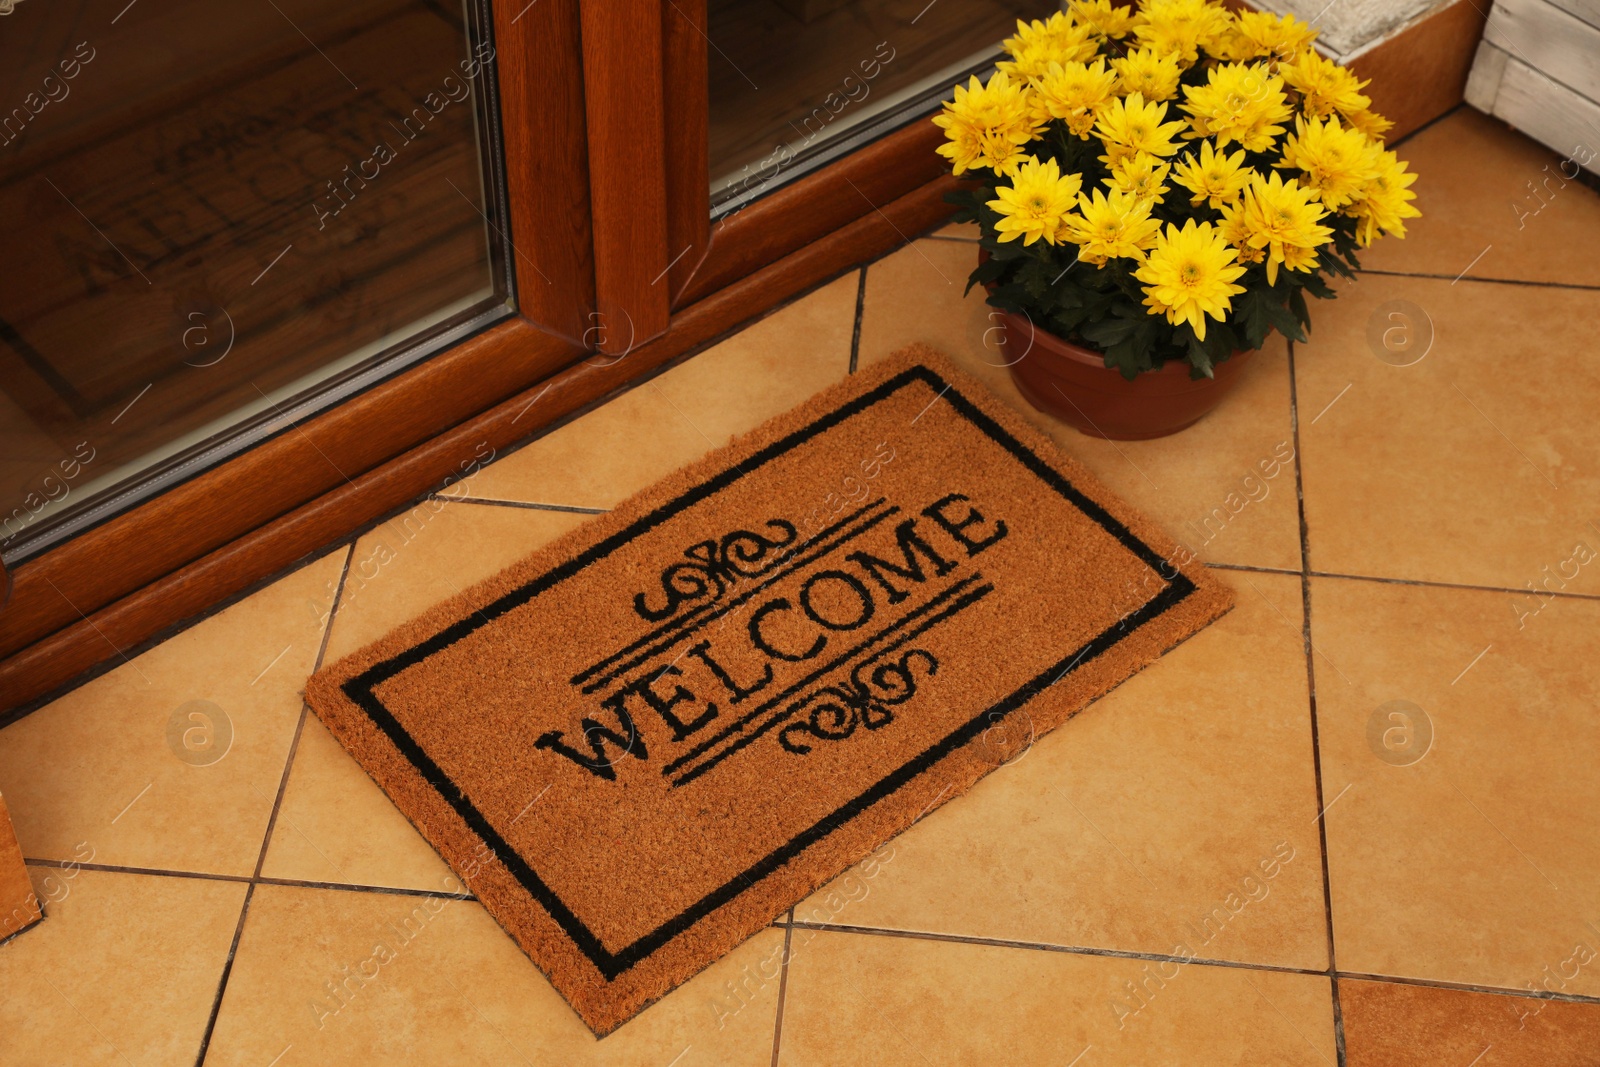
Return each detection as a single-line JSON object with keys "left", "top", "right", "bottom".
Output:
{"left": 992, "top": 304, "right": 1254, "bottom": 375}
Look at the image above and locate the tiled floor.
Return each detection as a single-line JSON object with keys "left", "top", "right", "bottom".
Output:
{"left": 4, "top": 108, "right": 1600, "bottom": 1064}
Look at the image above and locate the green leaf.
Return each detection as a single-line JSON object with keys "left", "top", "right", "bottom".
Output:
{"left": 1185, "top": 333, "right": 1215, "bottom": 379}
{"left": 1288, "top": 285, "right": 1312, "bottom": 333}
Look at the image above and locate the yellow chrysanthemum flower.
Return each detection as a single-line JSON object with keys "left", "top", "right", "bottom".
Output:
{"left": 1230, "top": 10, "right": 1318, "bottom": 60}
{"left": 1062, "top": 187, "right": 1164, "bottom": 265}
{"left": 999, "top": 12, "right": 1098, "bottom": 79}
{"left": 1069, "top": 0, "right": 1137, "bottom": 39}
{"left": 988, "top": 156, "right": 1085, "bottom": 246}
{"left": 1033, "top": 59, "right": 1120, "bottom": 136}
{"left": 1108, "top": 152, "right": 1172, "bottom": 203}
{"left": 1181, "top": 62, "right": 1293, "bottom": 153}
{"left": 1132, "top": 0, "right": 1233, "bottom": 65}
{"left": 1280, "top": 49, "right": 1371, "bottom": 120}
{"left": 1172, "top": 139, "right": 1251, "bottom": 208}
{"left": 1134, "top": 219, "right": 1248, "bottom": 341}
{"left": 1341, "top": 106, "right": 1395, "bottom": 140}
{"left": 1278, "top": 242, "right": 1321, "bottom": 275}
{"left": 1345, "top": 149, "right": 1421, "bottom": 246}
{"left": 1224, "top": 171, "right": 1334, "bottom": 284}
{"left": 1095, "top": 92, "right": 1189, "bottom": 165}
{"left": 1217, "top": 203, "right": 1265, "bottom": 264}
{"left": 1277, "top": 115, "right": 1383, "bottom": 210}
{"left": 933, "top": 72, "right": 1043, "bottom": 177}
{"left": 1111, "top": 47, "right": 1183, "bottom": 102}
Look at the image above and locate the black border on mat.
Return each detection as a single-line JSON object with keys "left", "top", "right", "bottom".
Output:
{"left": 340, "top": 364, "right": 1196, "bottom": 981}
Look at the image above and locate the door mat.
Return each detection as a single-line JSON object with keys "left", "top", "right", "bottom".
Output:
{"left": 304, "top": 344, "right": 1232, "bottom": 1035}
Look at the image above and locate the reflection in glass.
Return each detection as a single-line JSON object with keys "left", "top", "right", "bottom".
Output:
{"left": 707, "top": 0, "right": 1060, "bottom": 213}
{"left": 0, "top": 0, "right": 509, "bottom": 559}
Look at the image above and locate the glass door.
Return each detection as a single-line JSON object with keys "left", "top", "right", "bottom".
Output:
{"left": 706, "top": 0, "right": 1062, "bottom": 214}
{"left": 0, "top": 0, "right": 512, "bottom": 562}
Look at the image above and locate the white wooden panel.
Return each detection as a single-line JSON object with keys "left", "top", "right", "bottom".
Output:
{"left": 1488, "top": 0, "right": 1600, "bottom": 103}
{"left": 1464, "top": 39, "right": 1510, "bottom": 112}
{"left": 1490, "top": 54, "right": 1600, "bottom": 176}
{"left": 1543, "top": 0, "right": 1600, "bottom": 31}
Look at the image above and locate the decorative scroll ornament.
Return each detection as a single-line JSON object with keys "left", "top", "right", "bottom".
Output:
{"left": 633, "top": 519, "right": 798, "bottom": 621}
{"left": 779, "top": 649, "right": 938, "bottom": 755}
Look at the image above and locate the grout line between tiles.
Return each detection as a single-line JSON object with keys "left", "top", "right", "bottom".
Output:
{"left": 1307, "top": 569, "right": 1600, "bottom": 603}
{"left": 428, "top": 494, "right": 609, "bottom": 515}
{"left": 849, "top": 266, "right": 867, "bottom": 375}
{"left": 1354, "top": 268, "right": 1600, "bottom": 293}
{"left": 788, "top": 920, "right": 1331, "bottom": 978}
{"left": 190, "top": 542, "right": 354, "bottom": 1067}
{"left": 1288, "top": 340, "right": 1347, "bottom": 1065}
{"left": 23, "top": 858, "right": 251, "bottom": 884}
{"left": 763, "top": 920, "right": 1600, "bottom": 1007}
{"left": 1335, "top": 970, "right": 1600, "bottom": 1005}
{"left": 253, "top": 541, "right": 354, "bottom": 882}
{"left": 191, "top": 882, "right": 256, "bottom": 1067}
{"left": 252, "top": 876, "right": 475, "bottom": 901}
{"left": 16, "top": 857, "right": 476, "bottom": 901}
{"left": 1204, "top": 562, "right": 1303, "bottom": 576}
{"left": 1212, "top": 563, "right": 1600, "bottom": 604}
{"left": 769, "top": 913, "right": 795, "bottom": 1067}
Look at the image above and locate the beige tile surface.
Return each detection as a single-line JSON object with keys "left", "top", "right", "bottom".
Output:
{"left": 259, "top": 716, "right": 455, "bottom": 893}
{"left": 0, "top": 549, "right": 347, "bottom": 876}
{"left": 1311, "top": 576, "right": 1600, "bottom": 996}
{"left": 857, "top": 237, "right": 1303, "bottom": 572}
{"left": 778, "top": 928, "right": 1337, "bottom": 1065}
{"left": 460, "top": 271, "right": 859, "bottom": 511}
{"left": 321, "top": 499, "right": 591, "bottom": 663}
{"left": 1360, "top": 109, "right": 1600, "bottom": 288}
{"left": 0, "top": 865, "right": 247, "bottom": 1066}
{"left": 204, "top": 882, "right": 784, "bottom": 1065}
{"left": 1296, "top": 272, "right": 1600, "bottom": 590}
{"left": 266, "top": 501, "right": 590, "bottom": 891}
{"left": 795, "top": 570, "right": 1328, "bottom": 971}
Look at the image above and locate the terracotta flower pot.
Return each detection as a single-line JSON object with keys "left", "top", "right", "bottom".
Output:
{"left": 993, "top": 307, "right": 1256, "bottom": 441}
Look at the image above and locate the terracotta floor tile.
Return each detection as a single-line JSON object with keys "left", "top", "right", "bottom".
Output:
{"left": 459, "top": 271, "right": 859, "bottom": 511}
{"left": 1310, "top": 577, "right": 1600, "bottom": 996}
{"left": 203, "top": 882, "right": 783, "bottom": 1065}
{"left": 857, "top": 237, "right": 1303, "bottom": 571}
{"left": 1341, "top": 978, "right": 1600, "bottom": 1067}
{"left": 0, "top": 550, "right": 347, "bottom": 877}
{"left": 1361, "top": 109, "right": 1600, "bottom": 288}
{"left": 0, "top": 865, "right": 247, "bottom": 1066}
{"left": 794, "top": 570, "right": 1328, "bottom": 971}
{"left": 778, "top": 928, "right": 1337, "bottom": 1065}
{"left": 1296, "top": 272, "right": 1600, "bottom": 590}
{"left": 258, "top": 715, "right": 455, "bottom": 893}
{"left": 267, "top": 501, "right": 590, "bottom": 891}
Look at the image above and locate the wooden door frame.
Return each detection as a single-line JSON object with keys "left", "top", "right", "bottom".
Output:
{"left": 0, "top": 0, "right": 959, "bottom": 719}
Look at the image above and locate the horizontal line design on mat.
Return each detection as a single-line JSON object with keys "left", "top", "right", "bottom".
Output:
{"left": 666, "top": 573, "right": 994, "bottom": 786}
{"left": 571, "top": 497, "right": 901, "bottom": 694}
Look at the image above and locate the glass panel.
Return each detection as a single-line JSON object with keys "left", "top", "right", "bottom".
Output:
{"left": 0, "top": 0, "right": 511, "bottom": 561}
{"left": 707, "top": 0, "right": 1061, "bottom": 213}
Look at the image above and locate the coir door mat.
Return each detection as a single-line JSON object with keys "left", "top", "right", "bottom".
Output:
{"left": 305, "top": 344, "right": 1233, "bottom": 1034}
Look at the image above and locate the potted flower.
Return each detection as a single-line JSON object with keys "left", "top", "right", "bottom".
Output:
{"left": 935, "top": 0, "right": 1420, "bottom": 439}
